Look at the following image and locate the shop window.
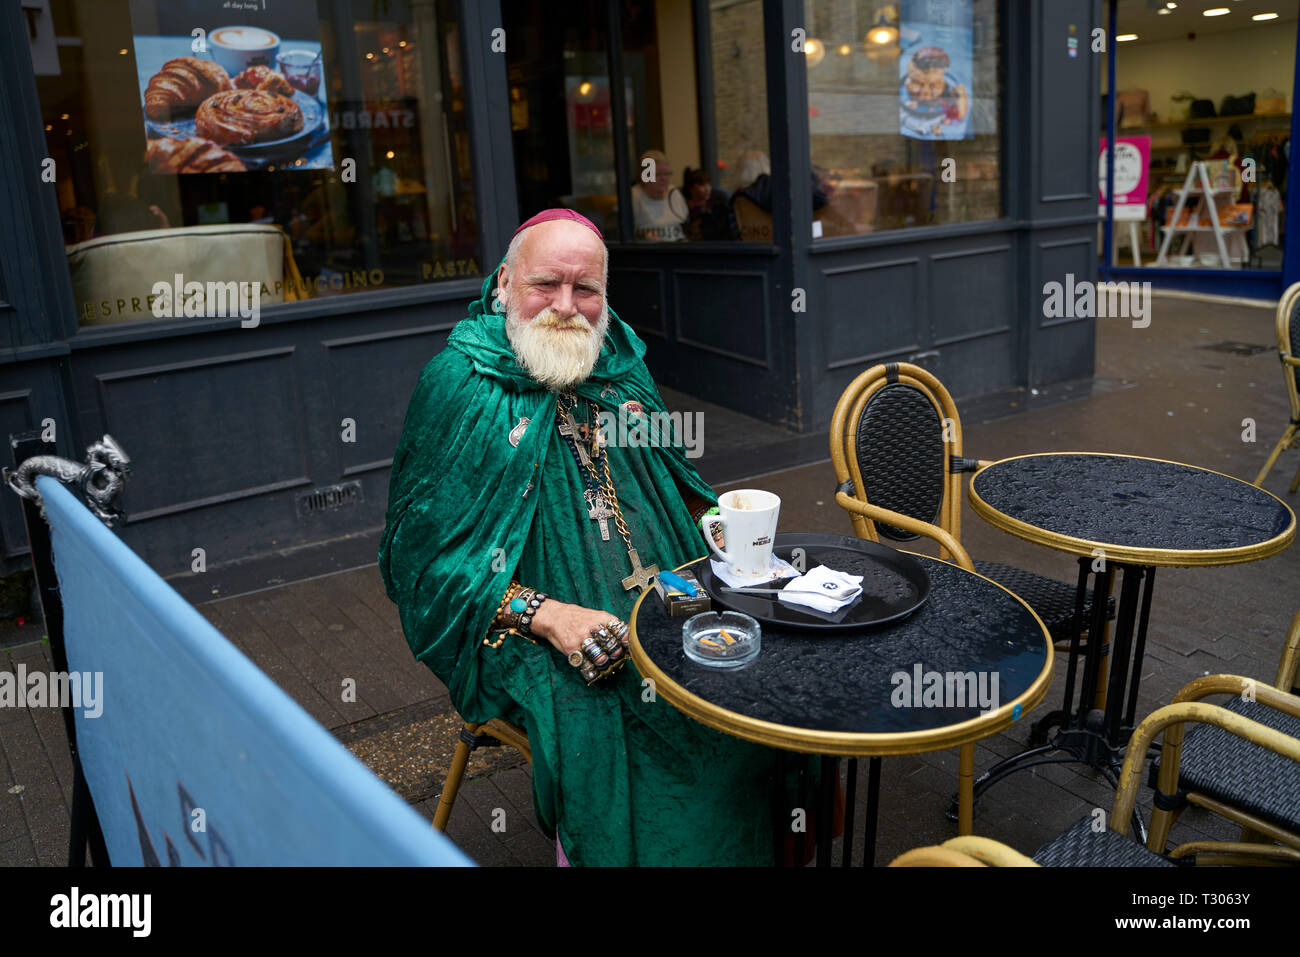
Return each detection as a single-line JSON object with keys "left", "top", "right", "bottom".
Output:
{"left": 1104, "top": 3, "right": 1296, "bottom": 271}
{"left": 505, "top": 0, "right": 770, "bottom": 244}
{"left": 805, "top": 0, "right": 1002, "bottom": 237}
{"left": 34, "top": 0, "right": 476, "bottom": 328}
{"left": 709, "top": 0, "right": 772, "bottom": 242}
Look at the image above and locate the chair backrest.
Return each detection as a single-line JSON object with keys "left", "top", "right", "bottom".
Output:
{"left": 731, "top": 195, "right": 773, "bottom": 242}
{"left": 1278, "top": 282, "right": 1300, "bottom": 421}
{"left": 830, "top": 361, "right": 964, "bottom": 547}
{"left": 68, "top": 223, "right": 289, "bottom": 326}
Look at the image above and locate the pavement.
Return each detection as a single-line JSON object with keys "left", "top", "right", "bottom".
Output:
{"left": 2, "top": 290, "right": 1298, "bottom": 867}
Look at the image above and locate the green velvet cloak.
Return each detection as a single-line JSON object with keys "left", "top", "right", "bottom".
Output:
{"left": 379, "top": 267, "right": 779, "bottom": 866}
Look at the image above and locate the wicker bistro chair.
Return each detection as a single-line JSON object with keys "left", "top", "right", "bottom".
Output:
{"left": 889, "top": 696, "right": 1300, "bottom": 867}
{"left": 1254, "top": 282, "right": 1300, "bottom": 492}
{"left": 432, "top": 718, "right": 531, "bottom": 832}
{"left": 1145, "top": 609, "right": 1300, "bottom": 856}
{"left": 829, "top": 362, "right": 1114, "bottom": 649}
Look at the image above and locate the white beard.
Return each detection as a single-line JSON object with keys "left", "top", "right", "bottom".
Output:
{"left": 505, "top": 300, "right": 610, "bottom": 392}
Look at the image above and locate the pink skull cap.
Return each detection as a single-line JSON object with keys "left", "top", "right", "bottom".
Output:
{"left": 512, "top": 208, "right": 604, "bottom": 241}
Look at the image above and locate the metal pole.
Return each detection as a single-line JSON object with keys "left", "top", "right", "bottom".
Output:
{"left": 1103, "top": 0, "right": 1117, "bottom": 277}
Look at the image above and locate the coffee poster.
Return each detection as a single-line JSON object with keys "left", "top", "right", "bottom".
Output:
{"left": 128, "top": 0, "right": 334, "bottom": 173}
{"left": 898, "top": 0, "right": 973, "bottom": 141}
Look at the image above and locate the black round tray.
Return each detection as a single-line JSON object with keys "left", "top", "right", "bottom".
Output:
{"left": 695, "top": 532, "right": 931, "bottom": 633}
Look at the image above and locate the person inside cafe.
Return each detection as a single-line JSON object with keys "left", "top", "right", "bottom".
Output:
{"left": 629, "top": 148, "right": 688, "bottom": 242}
{"left": 379, "top": 208, "right": 800, "bottom": 865}
{"left": 682, "top": 166, "right": 736, "bottom": 241}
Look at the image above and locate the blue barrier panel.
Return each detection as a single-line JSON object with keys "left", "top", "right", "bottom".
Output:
{"left": 38, "top": 477, "right": 472, "bottom": 866}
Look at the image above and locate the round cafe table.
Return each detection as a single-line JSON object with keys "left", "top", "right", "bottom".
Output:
{"left": 962, "top": 452, "right": 1296, "bottom": 809}
{"left": 628, "top": 534, "right": 1054, "bottom": 867}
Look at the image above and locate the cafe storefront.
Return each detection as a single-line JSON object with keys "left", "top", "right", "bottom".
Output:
{"left": 0, "top": 0, "right": 1103, "bottom": 577}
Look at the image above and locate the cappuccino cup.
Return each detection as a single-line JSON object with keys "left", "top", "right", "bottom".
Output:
{"left": 702, "top": 489, "right": 781, "bottom": 579}
{"left": 210, "top": 25, "right": 281, "bottom": 78}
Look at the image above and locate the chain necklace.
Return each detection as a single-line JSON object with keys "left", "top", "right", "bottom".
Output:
{"left": 556, "top": 391, "right": 659, "bottom": 593}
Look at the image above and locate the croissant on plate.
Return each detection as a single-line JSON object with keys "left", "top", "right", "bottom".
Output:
{"left": 147, "top": 136, "right": 246, "bottom": 174}
{"left": 144, "top": 57, "right": 233, "bottom": 121}
{"left": 234, "top": 65, "right": 294, "bottom": 97}
{"left": 195, "top": 90, "right": 304, "bottom": 146}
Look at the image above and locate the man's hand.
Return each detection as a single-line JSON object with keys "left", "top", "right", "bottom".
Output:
{"left": 529, "top": 598, "right": 627, "bottom": 663}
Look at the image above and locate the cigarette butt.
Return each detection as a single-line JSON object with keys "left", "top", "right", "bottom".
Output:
{"left": 699, "top": 638, "right": 724, "bottom": 649}
{"left": 719, "top": 629, "right": 736, "bottom": 645}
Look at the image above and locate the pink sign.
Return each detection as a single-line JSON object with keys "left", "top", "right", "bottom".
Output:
{"left": 1099, "top": 136, "right": 1151, "bottom": 206}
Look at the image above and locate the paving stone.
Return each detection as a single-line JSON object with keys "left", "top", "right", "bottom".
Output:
{"left": 0, "top": 833, "right": 38, "bottom": 867}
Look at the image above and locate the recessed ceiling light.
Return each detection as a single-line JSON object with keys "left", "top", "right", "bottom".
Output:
{"left": 1203, "top": 8, "right": 1230, "bottom": 16}
{"left": 1253, "top": 13, "right": 1279, "bottom": 20}
{"left": 1165, "top": 1, "right": 1176, "bottom": 7}
{"left": 1117, "top": 34, "right": 1138, "bottom": 41}
{"left": 1158, "top": 8, "right": 1171, "bottom": 13}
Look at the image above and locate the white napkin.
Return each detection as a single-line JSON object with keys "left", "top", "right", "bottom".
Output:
{"left": 709, "top": 554, "right": 800, "bottom": 588}
{"left": 777, "top": 565, "right": 864, "bottom": 614}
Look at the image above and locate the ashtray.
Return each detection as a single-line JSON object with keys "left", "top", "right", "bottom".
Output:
{"left": 682, "top": 611, "right": 761, "bottom": 668}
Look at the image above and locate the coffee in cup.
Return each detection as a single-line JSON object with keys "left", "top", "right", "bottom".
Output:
{"left": 210, "top": 26, "right": 281, "bottom": 78}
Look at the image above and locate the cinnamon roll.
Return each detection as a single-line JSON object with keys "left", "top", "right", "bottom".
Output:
{"left": 195, "top": 90, "right": 304, "bottom": 146}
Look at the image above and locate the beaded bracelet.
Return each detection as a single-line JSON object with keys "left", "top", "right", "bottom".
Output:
{"left": 484, "top": 582, "right": 549, "bottom": 649}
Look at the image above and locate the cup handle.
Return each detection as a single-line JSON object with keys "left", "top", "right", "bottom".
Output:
{"left": 701, "top": 514, "right": 729, "bottom": 564}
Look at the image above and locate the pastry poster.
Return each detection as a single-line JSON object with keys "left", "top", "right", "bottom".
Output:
{"left": 899, "top": 0, "right": 973, "bottom": 140}
{"left": 128, "top": 0, "right": 333, "bottom": 173}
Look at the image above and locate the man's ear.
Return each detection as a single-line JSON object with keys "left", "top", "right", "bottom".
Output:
{"left": 494, "top": 265, "right": 510, "bottom": 311}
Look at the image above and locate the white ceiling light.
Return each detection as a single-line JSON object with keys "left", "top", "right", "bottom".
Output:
{"left": 1157, "top": 8, "right": 1171, "bottom": 13}
{"left": 1203, "top": 8, "right": 1230, "bottom": 16}
{"left": 1116, "top": 34, "right": 1138, "bottom": 41}
{"left": 1253, "top": 13, "right": 1280, "bottom": 20}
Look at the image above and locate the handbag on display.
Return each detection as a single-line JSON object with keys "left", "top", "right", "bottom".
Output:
{"left": 1189, "top": 99, "right": 1217, "bottom": 118}
{"left": 1181, "top": 127, "right": 1211, "bottom": 145}
{"left": 1219, "top": 93, "right": 1256, "bottom": 116}
{"left": 1258, "top": 88, "right": 1287, "bottom": 114}
{"left": 1170, "top": 91, "right": 1195, "bottom": 121}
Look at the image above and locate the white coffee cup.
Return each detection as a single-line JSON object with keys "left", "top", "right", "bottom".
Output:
{"left": 209, "top": 25, "right": 281, "bottom": 78}
{"left": 702, "top": 489, "right": 781, "bottom": 579}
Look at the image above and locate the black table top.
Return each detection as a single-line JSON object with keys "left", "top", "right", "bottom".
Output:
{"left": 630, "top": 551, "right": 1053, "bottom": 757}
{"left": 969, "top": 453, "right": 1295, "bottom": 567}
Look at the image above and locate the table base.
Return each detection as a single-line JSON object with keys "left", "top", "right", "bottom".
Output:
{"left": 946, "top": 556, "right": 1159, "bottom": 840}
{"left": 774, "top": 753, "right": 883, "bottom": 867}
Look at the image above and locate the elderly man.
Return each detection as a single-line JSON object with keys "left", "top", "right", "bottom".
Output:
{"left": 379, "top": 209, "right": 780, "bottom": 866}
{"left": 630, "top": 149, "right": 688, "bottom": 242}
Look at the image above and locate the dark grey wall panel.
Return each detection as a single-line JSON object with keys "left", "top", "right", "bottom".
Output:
{"left": 1032, "top": 0, "right": 1102, "bottom": 216}
{"left": 608, "top": 244, "right": 796, "bottom": 426}
{"left": 822, "top": 259, "right": 921, "bottom": 370}
{"left": 930, "top": 245, "right": 1015, "bottom": 395}
{"left": 0, "top": 388, "right": 36, "bottom": 560}
{"left": 0, "top": 361, "right": 75, "bottom": 570}
{"left": 322, "top": 325, "right": 455, "bottom": 477}
{"left": 673, "top": 270, "right": 770, "bottom": 367}
{"left": 1030, "top": 233, "right": 1097, "bottom": 386}
{"left": 96, "top": 349, "right": 312, "bottom": 519}
{"left": 610, "top": 267, "right": 668, "bottom": 340}
{"left": 1037, "top": 237, "right": 1095, "bottom": 330}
